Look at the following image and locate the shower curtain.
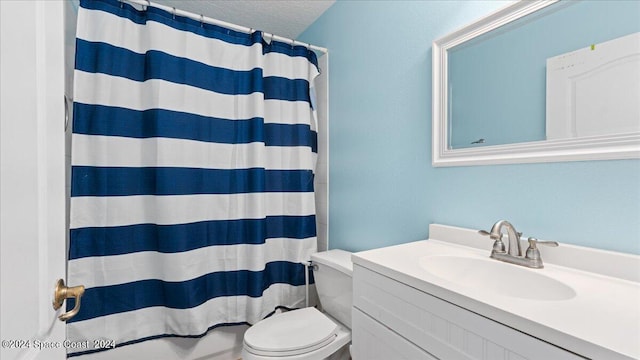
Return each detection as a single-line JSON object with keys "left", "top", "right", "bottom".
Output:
{"left": 67, "top": 0, "right": 319, "bottom": 356}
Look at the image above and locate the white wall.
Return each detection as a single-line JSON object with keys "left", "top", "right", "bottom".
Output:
{"left": 315, "top": 53, "right": 330, "bottom": 252}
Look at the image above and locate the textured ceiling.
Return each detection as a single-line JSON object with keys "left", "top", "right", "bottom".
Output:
{"left": 152, "top": 0, "right": 335, "bottom": 40}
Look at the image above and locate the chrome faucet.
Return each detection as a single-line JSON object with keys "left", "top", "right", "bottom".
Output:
{"left": 479, "top": 220, "right": 558, "bottom": 269}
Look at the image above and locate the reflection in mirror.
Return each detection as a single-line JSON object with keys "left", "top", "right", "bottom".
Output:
{"left": 447, "top": 0, "right": 640, "bottom": 149}
{"left": 546, "top": 32, "right": 640, "bottom": 140}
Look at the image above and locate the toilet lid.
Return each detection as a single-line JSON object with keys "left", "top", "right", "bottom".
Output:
{"left": 244, "top": 307, "right": 338, "bottom": 356}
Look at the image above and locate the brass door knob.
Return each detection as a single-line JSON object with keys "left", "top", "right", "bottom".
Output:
{"left": 52, "top": 279, "right": 85, "bottom": 321}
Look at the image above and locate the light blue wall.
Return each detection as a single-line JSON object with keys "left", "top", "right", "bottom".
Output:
{"left": 300, "top": 0, "right": 640, "bottom": 255}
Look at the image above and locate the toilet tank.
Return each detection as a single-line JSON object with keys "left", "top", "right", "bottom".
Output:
{"left": 310, "top": 249, "right": 353, "bottom": 329}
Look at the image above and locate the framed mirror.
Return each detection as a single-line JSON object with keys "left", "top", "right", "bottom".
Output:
{"left": 432, "top": 0, "right": 640, "bottom": 167}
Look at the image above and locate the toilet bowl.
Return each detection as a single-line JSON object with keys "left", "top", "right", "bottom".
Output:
{"left": 242, "top": 249, "right": 353, "bottom": 360}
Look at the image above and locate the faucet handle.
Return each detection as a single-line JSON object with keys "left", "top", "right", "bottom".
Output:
{"left": 478, "top": 229, "right": 502, "bottom": 240}
{"left": 525, "top": 237, "right": 558, "bottom": 261}
{"left": 527, "top": 237, "right": 559, "bottom": 248}
{"left": 478, "top": 230, "right": 506, "bottom": 253}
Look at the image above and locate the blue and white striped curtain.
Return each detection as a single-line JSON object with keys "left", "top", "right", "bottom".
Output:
{"left": 67, "top": 0, "right": 319, "bottom": 356}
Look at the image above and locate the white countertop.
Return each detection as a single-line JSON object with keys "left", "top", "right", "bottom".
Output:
{"left": 351, "top": 224, "right": 640, "bottom": 360}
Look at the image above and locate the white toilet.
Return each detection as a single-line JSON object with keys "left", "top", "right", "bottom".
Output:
{"left": 242, "top": 249, "right": 353, "bottom": 360}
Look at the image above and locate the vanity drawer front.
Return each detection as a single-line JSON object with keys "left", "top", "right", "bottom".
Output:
{"left": 353, "top": 265, "right": 586, "bottom": 360}
{"left": 352, "top": 307, "right": 437, "bottom": 360}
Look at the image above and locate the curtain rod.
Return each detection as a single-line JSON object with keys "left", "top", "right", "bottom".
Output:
{"left": 121, "top": 0, "right": 328, "bottom": 54}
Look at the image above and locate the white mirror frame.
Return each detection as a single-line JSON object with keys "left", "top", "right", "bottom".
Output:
{"left": 432, "top": 0, "right": 640, "bottom": 167}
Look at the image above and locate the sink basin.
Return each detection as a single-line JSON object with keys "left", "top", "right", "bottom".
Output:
{"left": 419, "top": 255, "right": 576, "bottom": 301}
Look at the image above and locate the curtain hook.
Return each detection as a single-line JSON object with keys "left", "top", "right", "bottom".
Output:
{"left": 200, "top": 14, "right": 204, "bottom": 28}
{"left": 145, "top": 0, "right": 150, "bottom": 11}
{"left": 119, "top": 0, "right": 124, "bottom": 9}
{"left": 172, "top": 7, "right": 176, "bottom": 20}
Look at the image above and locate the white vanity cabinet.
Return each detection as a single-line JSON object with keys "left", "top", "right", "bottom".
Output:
{"left": 352, "top": 264, "right": 585, "bottom": 360}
